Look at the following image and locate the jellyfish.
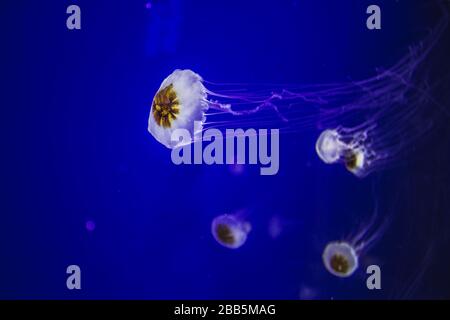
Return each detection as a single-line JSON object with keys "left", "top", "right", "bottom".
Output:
{"left": 211, "top": 213, "right": 251, "bottom": 249}
{"left": 298, "top": 285, "right": 319, "bottom": 300}
{"left": 267, "top": 214, "right": 301, "bottom": 239}
{"left": 315, "top": 128, "right": 373, "bottom": 177}
{"left": 322, "top": 198, "right": 391, "bottom": 278}
{"left": 85, "top": 220, "right": 96, "bottom": 232}
{"left": 148, "top": 69, "right": 209, "bottom": 148}
{"left": 322, "top": 241, "right": 359, "bottom": 278}
{"left": 148, "top": 8, "right": 449, "bottom": 177}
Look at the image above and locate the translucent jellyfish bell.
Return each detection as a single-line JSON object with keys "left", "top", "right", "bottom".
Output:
{"left": 316, "top": 128, "right": 374, "bottom": 177}
{"left": 315, "top": 129, "right": 347, "bottom": 164}
{"left": 148, "top": 69, "right": 209, "bottom": 148}
{"left": 322, "top": 204, "right": 391, "bottom": 278}
{"left": 343, "top": 147, "right": 367, "bottom": 177}
{"left": 211, "top": 214, "right": 251, "bottom": 249}
{"left": 322, "top": 241, "right": 359, "bottom": 278}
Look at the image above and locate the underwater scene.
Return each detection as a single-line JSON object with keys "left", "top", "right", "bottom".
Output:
{"left": 1, "top": 0, "right": 450, "bottom": 300}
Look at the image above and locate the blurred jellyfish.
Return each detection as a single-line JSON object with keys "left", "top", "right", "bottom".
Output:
{"left": 228, "top": 162, "right": 245, "bottom": 175}
{"left": 315, "top": 129, "right": 372, "bottom": 177}
{"left": 298, "top": 285, "right": 319, "bottom": 300}
{"left": 322, "top": 241, "right": 359, "bottom": 278}
{"left": 85, "top": 220, "right": 96, "bottom": 232}
{"left": 267, "top": 214, "right": 300, "bottom": 239}
{"left": 268, "top": 215, "right": 284, "bottom": 239}
{"left": 322, "top": 199, "right": 391, "bottom": 278}
{"left": 211, "top": 213, "right": 251, "bottom": 249}
{"left": 148, "top": 9, "right": 448, "bottom": 176}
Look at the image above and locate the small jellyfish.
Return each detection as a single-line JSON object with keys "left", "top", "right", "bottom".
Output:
{"left": 315, "top": 129, "right": 347, "bottom": 164}
{"left": 211, "top": 214, "right": 251, "bottom": 249}
{"left": 267, "top": 214, "right": 300, "bottom": 239}
{"left": 268, "top": 215, "right": 284, "bottom": 239}
{"left": 315, "top": 128, "right": 373, "bottom": 177}
{"left": 228, "top": 162, "right": 245, "bottom": 175}
{"left": 322, "top": 241, "right": 359, "bottom": 278}
{"left": 343, "top": 147, "right": 367, "bottom": 177}
{"left": 322, "top": 203, "right": 391, "bottom": 278}
{"left": 298, "top": 285, "right": 319, "bottom": 300}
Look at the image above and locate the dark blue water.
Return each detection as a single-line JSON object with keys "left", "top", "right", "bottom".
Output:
{"left": 1, "top": 0, "right": 449, "bottom": 299}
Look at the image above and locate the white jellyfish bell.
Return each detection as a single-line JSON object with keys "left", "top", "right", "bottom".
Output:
{"left": 148, "top": 69, "right": 209, "bottom": 148}
{"left": 322, "top": 241, "right": 359, "bottom": 278}
{"left": 211, "top": 213, "right": 251, "bottom": 249}
{"left": 147, "top": 68, "right": 279, "bottom": 150}
{"left": 315, "top": 129, "right": 347, "bottom": 164}
{"left": 322, "top": 204, "right": 392, "bottom": 278}
{"left": 315, "top": 128, "right": 373, "bottom": 178}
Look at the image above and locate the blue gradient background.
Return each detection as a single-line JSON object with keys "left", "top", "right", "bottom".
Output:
{"left": 1, "top": 0, "right": 449, "bottom": 299}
